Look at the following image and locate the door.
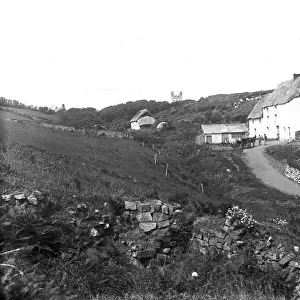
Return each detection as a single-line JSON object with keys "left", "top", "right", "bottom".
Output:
{"left": 222, "top": 133, "right": 229, "bottom": 143}
{"left": 276, "top": 126, "right": 280, "bottom": 139}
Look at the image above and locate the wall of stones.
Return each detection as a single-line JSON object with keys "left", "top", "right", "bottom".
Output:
{"left": 285, "top": 164, "right": 300, "bottom": 184}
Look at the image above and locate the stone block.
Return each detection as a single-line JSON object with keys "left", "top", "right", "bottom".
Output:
{"left": 136, "top": 212, "right": 153, "bottom": 223}
{"left": 169, "top": 224, "right": 179, "bottom": 233}
{"left": 2, "top": 194, "right": 14, "bottom": 202}
{"left": 157, "top": 220, "right": 170, "bottom": 229}
{"left": 161, "top": 204, "right": 169, "bottom": 214}
{"left": 279, "top": 253, "right": 295, "bottom": 266}
{"left": 152, "top": 203, "right": 162, "bottom": 213}
{"left": 153, "top": 212, "right": 169, "bottom": 222}
{"left": 168, "top": 204, "right": 174, "bottom": 213}
{"left": 173, "top": 203, "right": 181, "bottom": 210}
{"left": 27, "top": 195, "right": 38, "bottom": 206}
{"left": 14, "top": 193, "right": 26, "bottom": 200}
{"left": 137, "top": 203, "right": 152, "bottom": 213}
{"left": 229, "top": 232, "right": 238, "bottom": 240}
{"left": 139, "top": 222, "right": 156, "bottom": 232}
{"left": 125, "top": 201, "right": 136, "bottom": 210}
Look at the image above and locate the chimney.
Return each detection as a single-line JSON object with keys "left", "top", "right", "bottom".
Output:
{"left": 293, "top": 74, "right": 300, "bottom": 81}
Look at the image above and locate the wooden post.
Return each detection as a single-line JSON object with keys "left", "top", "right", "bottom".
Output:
{"left": 154, "top": 153, "right": 158, "bottom": 165}
{"left": 165, "top": 163, "right": 169, "bottom": 177}
{"left": 152, "top": 144, "right": 155, "bottom": 150}
{"left": 143, "top": 141, "right": 145, "bottom": 147}
{"left": 200, "top": 182, "right": 204, "bottom": 194}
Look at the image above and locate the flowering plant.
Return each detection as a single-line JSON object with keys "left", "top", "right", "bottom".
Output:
{"left": 225, "top": 205, "right": 257, "bottom": 229}
{"left": 270, "top": 217, "right": 288, "bottom": 226}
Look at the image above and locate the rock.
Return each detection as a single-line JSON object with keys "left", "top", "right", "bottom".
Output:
{"left": 161, "top": 205, "right": 169, "bottom": 214}
{"left": 290, "top": 261, "right": 300, "bottom": 269}
{"left": 152, "top": 203, "right": 162, "bottom": 213}
{"left": 14, "top": 193, "right": 26, "bottom": 200}
{"left": 32, "top": 190, "right": 43, "bottom": 200}
{"left": 233, "top": 228, "right": 247, "bottom": 236}
{"left": 169, "top": 224, "right": 180, "bottom": 233}
{"left": 157, "top": 220, "right": 170, "bottom": 228}
{"left": 162, "top": 248, "right": 171, "bottom": 254}
{"left": 139, "top": 222, "right": 156, "bottom": 232}
{"left": 136, "top": 212, "right": 153, "bottom": 223}
{"left": 279, "top": 253, "right": 295, "bottom": 266}
{"left": 172, "top": 210, "right": 184, "bottom": 218}
{"left": 214, "top": 230, "right": 226, "bottom": 239}
{"left": 209, "top": 238, "right": 217, "bottom": 246}
{"left": 27, "top": 195, "right": 38, "bottom": 206}
{"left": 124, "top": 201, "right": 136, "bottom": 210}
{"left": 153, "top": 213, "right": 169, "bottom": 222}
{"left": 137, "top": 203, "right": 152, "bottom": 213}
{"left": 2, "top": 194, "right": 14, "bottom": 201}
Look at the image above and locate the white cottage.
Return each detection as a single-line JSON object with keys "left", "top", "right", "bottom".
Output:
{"left": 248, "top": 74, "right": 300, "bottom": 140}
{"left": 195, "top": 123, "right": 248, "bottom": 145}
{"left": 130, "top": 109, "right": 155, "bottom": 130}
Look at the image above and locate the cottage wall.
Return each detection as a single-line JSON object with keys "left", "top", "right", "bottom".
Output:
{"left": 131, "top": 121, "right": 140, "bottom": 130}
{"left": 249, "top": 97, "right": 300, "bottom": 140}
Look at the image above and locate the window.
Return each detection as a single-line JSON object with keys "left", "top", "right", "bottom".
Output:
{"left": 206, "top": 135, "right": 212, "bottom": 144}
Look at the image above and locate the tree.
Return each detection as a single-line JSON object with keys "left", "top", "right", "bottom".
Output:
{"left": 210, "top": 111, "right": 223, "bottom": 123}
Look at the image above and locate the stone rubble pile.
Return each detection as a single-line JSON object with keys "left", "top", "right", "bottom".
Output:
{"left": 121, "top": 199, "right": 191, "bottom": 268}
{"left": 285, "top": 164, "right": 300, "bottom": 184}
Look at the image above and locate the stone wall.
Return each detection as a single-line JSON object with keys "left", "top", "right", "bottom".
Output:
{"left": 285, "top": 164, "right": 300, "bottom": 184}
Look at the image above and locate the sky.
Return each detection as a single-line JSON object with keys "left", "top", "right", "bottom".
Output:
{"left": 0, "top": 0, "right": 299, "bottom": 110}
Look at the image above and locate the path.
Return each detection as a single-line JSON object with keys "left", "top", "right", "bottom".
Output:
{"left": 244, "top": 141, "right": 300, "bottom": 197}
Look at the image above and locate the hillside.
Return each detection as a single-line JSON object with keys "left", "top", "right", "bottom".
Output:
{"left": 56, "top": 89, "right": 273, "bottom": 131}
{"left": 2, "top": 106, "right": 300, "bottom": 299}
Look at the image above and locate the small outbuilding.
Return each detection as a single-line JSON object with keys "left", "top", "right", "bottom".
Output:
{"left": 130, "top": 109, "right": 155, "bottom": 130}
{"left": 195, "top": 123, "right": 248, "bottom": 145}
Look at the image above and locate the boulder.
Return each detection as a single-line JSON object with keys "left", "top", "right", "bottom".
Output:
{"left": 161, "top": 204, "right": 169, "bottom": 214}
{"left": 279, "top": 253, "right": 295, "bottom": 266}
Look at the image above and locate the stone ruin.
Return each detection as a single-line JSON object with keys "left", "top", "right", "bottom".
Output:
{"left": 2, "top": 191, "right": 300, "bottom": 298}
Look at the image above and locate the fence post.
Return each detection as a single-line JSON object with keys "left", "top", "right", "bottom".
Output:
{"left": 200, "top": 182, "right": 204, "bottom": 194}
{"left": 143, "top": 141, "right": 145, "bottom": 147}
{"left": 165, "top": 163, "right": 169, "bottom": 178}
{"left": 154, "top": 153, "right": 158, "bottom": 165}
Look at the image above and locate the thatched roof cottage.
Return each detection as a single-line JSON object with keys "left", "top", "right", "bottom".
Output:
{"left": 130, "top": 109, "right": 155, "bottom": 130}
{"left": 247, "top": 74, "right": 300, "bottom": 140}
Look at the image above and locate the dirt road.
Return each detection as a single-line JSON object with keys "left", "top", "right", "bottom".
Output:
{"left": 244, "top": 141, "right": 300, "bottom": 197}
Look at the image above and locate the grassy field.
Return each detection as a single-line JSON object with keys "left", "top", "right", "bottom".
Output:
{"left": 2, "top": 106, "right": 60, "bottom": 122}
{"left": 1, "top": 109, "right": 299, "bottom": 299}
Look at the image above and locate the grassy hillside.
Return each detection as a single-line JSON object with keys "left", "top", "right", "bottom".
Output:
{"left": 2, "top": 107, "right": 300, "bottom": 300}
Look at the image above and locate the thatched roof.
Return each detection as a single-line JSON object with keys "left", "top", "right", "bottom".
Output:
{"left": 137, "top": 116, "right": 155, "bottom": 126}
{"left": 248, "top": 76, "right": 300, "bottom": 119}
{"left": 130, "top": 109, "right": 152, "bottom": 122}
{"left": 201, "top": 123, "right": 248, "bottom": 134}
{"left": 247, "top": 94, "right": 271, "bottom": 119}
